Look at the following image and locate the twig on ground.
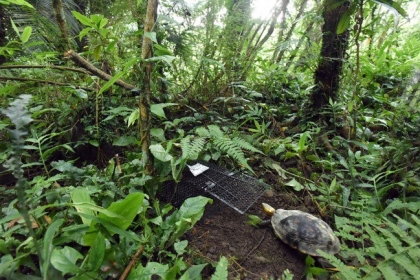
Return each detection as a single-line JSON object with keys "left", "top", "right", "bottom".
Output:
{"left": 119, "top": 245, "right": 144, "bottom": 280}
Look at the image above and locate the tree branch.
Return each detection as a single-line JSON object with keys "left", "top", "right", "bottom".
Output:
{"left": 0, "top": 76, "right": 94, "bottom": 91}
{"left": 64, "top": 50, "right": 135, "bottom": 91}
{"left": 0, "top": 64, "right": 90, "bottom": 75}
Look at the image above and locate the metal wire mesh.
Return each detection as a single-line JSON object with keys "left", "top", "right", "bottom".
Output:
{"left": 161, "top": 162, "right": 268, "bottom": 214}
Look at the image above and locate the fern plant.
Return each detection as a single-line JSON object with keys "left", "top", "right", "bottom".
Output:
{"left": 150, "top": 124, "right": 262, "bottom": 181}
{"left": 195, "top": 124, "right": 263, "bottom": 173}
{"left": 319, "top": 198, "right": 420, "bottom": 279}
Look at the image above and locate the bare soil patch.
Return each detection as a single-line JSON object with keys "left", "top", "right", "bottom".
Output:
{"left": 186, "top": 173, "right": 319, "bottom": 279}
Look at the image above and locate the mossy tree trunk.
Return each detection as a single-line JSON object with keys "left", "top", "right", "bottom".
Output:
{"left": 310, "top": 0, "right": 350, "bottom": 112}
{"left": 139, "top": 0, "right": 158, "bottom": 174}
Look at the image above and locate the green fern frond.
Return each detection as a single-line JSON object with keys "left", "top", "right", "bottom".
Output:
{"left": 317, "top": 251, "right": 361, "bottom": 280}
{"left": 195, "top": 126, "right": 210, "bottom": 138}
{"left": 213, "top": 137, "right": 249, "bottom": 167}
{"left": 192, "top": 125, "right": 261, "bottom": 173}
{"left": 333, "top": 207, "right": 420, "bottom": 279}
{"left": 232, "top": 137, "right": 263, "bottom": 154}
{"left": 180, "top": 136, "right": 206, "bottom": 160}
{"left": 207, "top": 124, "right": 225, "bottom": 138}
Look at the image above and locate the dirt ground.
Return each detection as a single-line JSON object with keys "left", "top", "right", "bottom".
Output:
{"left": 185, "top": 173, "right": 320, "bottom": 279}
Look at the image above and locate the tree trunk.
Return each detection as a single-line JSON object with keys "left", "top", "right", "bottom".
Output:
{"left": 310, "top": 0, "right": 350, "bottom": 111}
{"left": 52, "top": 0, "right": 70, "bottom": 52}
{"left": 139, "top": 0, "right": 157, "bottom": 174}
{"left": 0, "top": 5, "right": 7, "bottom": 65}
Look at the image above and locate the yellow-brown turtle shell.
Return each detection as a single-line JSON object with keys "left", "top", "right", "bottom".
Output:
{"left": 262, "top": 203, "right": 340, "bottom": 256}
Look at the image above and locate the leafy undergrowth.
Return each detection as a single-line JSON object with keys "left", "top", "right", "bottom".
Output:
{"left": 1, "top": 91, "right": 419, "bottom": 279}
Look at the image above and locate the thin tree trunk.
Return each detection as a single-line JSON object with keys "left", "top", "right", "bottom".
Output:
{"left": 310, "top": 0, "right": 350, "bottom": 111}
{"left": 52, "top": 0, "right": 70, "bottom": 52}
{"left": 0, "top": 5, "right": 7, "bottom": 65}
{"left": 275, "top": 0, "right": 307, "bottom": 63}
{"left": 139, "top": 0, "right": 157, "bottom": 174}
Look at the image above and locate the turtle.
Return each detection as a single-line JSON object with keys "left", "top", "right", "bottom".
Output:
{"left": 262, "top": 203, "right": 340, "bottom": 257}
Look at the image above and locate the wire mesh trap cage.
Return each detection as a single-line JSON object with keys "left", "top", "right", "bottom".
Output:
{"left": 160, "top": 161, "right": 269, "bottom": 214}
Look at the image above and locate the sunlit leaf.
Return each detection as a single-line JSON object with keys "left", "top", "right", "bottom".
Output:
{"left": 21, "top": 26, "right": 32, "bottom": 43}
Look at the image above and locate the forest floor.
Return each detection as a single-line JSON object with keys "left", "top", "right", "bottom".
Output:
{"left": 185, "top": 172, "right": 319, "bottom": 279}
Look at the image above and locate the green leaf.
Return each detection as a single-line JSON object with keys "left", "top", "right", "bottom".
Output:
{"left": 72, "top": 11, "right": 93, "bottom": 27}
{"left": 211, "top": 256, "right": 228, "bottom": 280}
{"left": 285, "top": 178, "right": 304, "bottom": 191}
{"left": 154, "top": 44, "right": 174, "bottom": 56}
{"left": 51, "top": 246, "right": 83, "bottom": 275}
{"left": 83, "top": 193, "right": 144, "bottom": 245}
{"left": 151, "top": 103, "right": 178, "bottom": 119}
{"left": 113, "top": 136, "right": 137, "bottom": 146}
{"left": 150, "top": 144, "right": 173, "bottom": 162}
{"left": 21, "top": 26, "right": 32, "bottom": 43}
{"left": 71, "top": 188, "right": 95, "bottom": 225}
{"left": 174, "top": 240, "right": 188, "bottom": 255}
{"left": 383, "top": 199, "right": 420, "bottom": 215}
{"left": 146, "top": 55, "right": 176, "bottom": 66}
{"left": 180, "top": 264, "right": 207, "bottom": 280}
{"left": 87, "top": 232, "right": 105, "bottom": 271}
{"left": 128, "top": 262, "right": 169, "bottom": 279}
{"left": 371, "top": 0, "right": 407, "bottom": 17}
{"left": 98, "top": 71, "right": 124, "bottom": 96}
{"left": 126, "top": 109, "right": 139, "bottom": 127}
{"left": 78, "top": 27, "right": 92, "bottom": 40}
{"left": 151, "top": 128, "right": 166, "bottom": 142}
{"left": 145, "top": 32, "right": 157, "bottom": 43}
{"left": 43, "top": 219, "right": 65, "bottom": 277}
{"left": 10, "top": 18, "right": 20, "bottom": 38}
{"left": 336, "top": 9, "right": 352, "bottom": 34}
{"left": 2, "top": 0, "right": 33, "bottom": 8}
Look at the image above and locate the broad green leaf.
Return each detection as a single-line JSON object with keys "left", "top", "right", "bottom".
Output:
{"left": 70, "top": 202, "right": 127, "bottom": 219}
{"left": 151, "top": 103, "right": 178, "bottom": 119}
{"left": 51, "top": 246, "right": 83, "bottom": 275}
{"left": 103, "top": 192, "right": 144, "bottom": 230}
{"left": 145, "top": 32, "right": 157, "bottom": 43}
{"left": 78, "top": 27, "right": 92, "bottom": 40}
{"left": 285, "top": 178, "right": 304, "bottom": 191}
{"left": 87, "top": 232, "right": 105, "bottom": 271}
{"left": 99, "top": 18, "right": 108, "bottom": 29}
{"left": 43, "top": 219, "right": 65, "bottom": 277}
{"left": 146, "top": 55, "right": 175, "bottom": 66}
{"left": 336, "top": 8, "right": 352, "bottom": 34}
{"left": 151, "top": 128, "right": 166, "bottom": 142}
{"left": 2, "top": 0, "right": 33, "bottom": 8}
{"left": 128, "top": 262, "right": 169, "bottom": 280}
{"left": 83, "top": 193, "right": 144, "bottom": 245}
{"left": 72, "top": 11, "right": 93, "bottom": 27}
{"left": 150, "top": 144, "right": 173, "bottom": 162}
{"left": 71, "top": 189, "right": 95, "bottom": 225}
{"left": 211, "top": 256, "right": 228, "bottom": 280}
{"left": 181, "top": 264, "right": 207, "bottom": 280}
{"left": 154, "top": 44, "right": 174, "bottom": 56}
{"left": 21, "top": 26, "right": 32, "bottom": 43}
{"left": 174, "top": 240, "right": 188, "bottom": 255}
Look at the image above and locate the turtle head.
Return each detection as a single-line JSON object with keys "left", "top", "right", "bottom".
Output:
{"left": 262, "top": 203, "right": 276, "bottom": 216}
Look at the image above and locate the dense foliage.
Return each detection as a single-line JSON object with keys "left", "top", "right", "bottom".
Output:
{"left": 0, "top": 0, "right": 419, "bottom": 279}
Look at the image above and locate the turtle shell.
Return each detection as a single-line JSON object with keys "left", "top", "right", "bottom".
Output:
{"left": 270, "top": 208, "right": 340, "bottom": 256}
